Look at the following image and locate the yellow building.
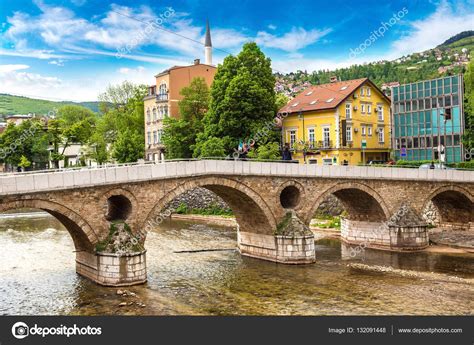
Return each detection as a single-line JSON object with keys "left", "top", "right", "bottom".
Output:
{"left": 279, "top": 78, "right": 391, "bottom": 165}
{"left": 144, "top": 21, "right": 216, "bottom": 162}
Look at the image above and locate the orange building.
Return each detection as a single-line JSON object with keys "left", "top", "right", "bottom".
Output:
{"left": 144, "top": 22, "right": 216, "bottom": 161}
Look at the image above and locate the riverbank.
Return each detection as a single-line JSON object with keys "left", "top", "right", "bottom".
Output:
{"left": 170, "top": 214, "right": 237, "bottom": 227}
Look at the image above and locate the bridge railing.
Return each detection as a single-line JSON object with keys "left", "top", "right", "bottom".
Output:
{"left": 0, "top": 159, "right": 473, "bottom": 197}
{"left": 1, "top": 157, "right": 473, "bottom": 177}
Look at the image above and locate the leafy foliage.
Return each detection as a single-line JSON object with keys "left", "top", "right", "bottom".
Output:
{"left": 0, "top": 119, "right": 49, "bottom": 168}
{"left": 194, "top": 42, "right": 276, "bottom": 157}
{"left": 48, "top": 105, "right": 96, "bottom": 168}
{"left": 463, "top": 57, "right": 474, "bottom": 149}
{"left": 247, "top": 142, "right": 280, "bottom": 160}
{"left": 91, "top": 82, "right": 147, "bottom": 163}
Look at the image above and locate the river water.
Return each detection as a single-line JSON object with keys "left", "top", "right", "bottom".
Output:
{"left": 0, "top": 212, "right": 473, "bottom": 315}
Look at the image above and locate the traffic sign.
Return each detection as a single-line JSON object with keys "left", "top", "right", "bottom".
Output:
{"left": 400, "top": 147, "right": 407, "bottom": 157}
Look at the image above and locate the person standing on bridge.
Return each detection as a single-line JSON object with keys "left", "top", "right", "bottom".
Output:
{"left": 282, "top": 143, "right": 292, "bottom": 161}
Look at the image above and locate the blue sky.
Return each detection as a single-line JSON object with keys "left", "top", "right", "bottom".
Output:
{"left": 0, "top": 0, "right": 473, "bottom": 101}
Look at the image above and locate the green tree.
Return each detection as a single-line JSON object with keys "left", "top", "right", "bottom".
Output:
{"left": 113, "top": 128, "right": 144, "bottom": 163}
{"left": 92, "top": 81, "right": 147, "bottom": 163}
{"left": 247, "top": 142, "right": 281, "bottom": 160}
{"left": 194, "top": 42, "right": 276, "bottom": 157}
{"left": 48, "top": 105, "right": 96, "bottom": 168}
{"left": 463, "top": 57, "right": 474, "bottom": 150}
{"left": 0, "top": 119, "right": 48, "bottom": 169}
{"left": 198, "top": 137, "right": 226, "bottom": 157}
{"left": 162, "top": 77, "right": 210, "bottom": 159}
{"left": 18, "top": 155, "right": 31, "bottom": 170}
{"left": 275, "top": 93, "right": 289, "bottom": 111}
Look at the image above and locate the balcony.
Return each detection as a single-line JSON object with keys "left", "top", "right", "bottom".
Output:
{"left": 156, "top": 94, "right": 168, "bottom": 102}
{"left": 291, "top": 140, "right": 334, "bottom": 151}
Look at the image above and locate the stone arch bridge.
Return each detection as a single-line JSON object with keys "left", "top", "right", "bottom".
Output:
{"left": 0, "top": 160, "right": 472, "bottom": 286}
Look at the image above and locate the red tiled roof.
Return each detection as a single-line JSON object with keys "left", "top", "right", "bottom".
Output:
{"left": 279, "top": 78, "right": 375, "bottom": 114}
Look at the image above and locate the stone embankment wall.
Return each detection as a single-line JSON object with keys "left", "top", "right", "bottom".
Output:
{"left": 167, "top": 187, "right": 230, "bottom": 211}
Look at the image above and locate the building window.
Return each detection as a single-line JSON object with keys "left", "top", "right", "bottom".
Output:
{"left": 345, "top": 103, "right": 352, "bottom": 119}
{"left": 378, "top": 129, "right": 384, "bottom": 143}
{"left": 361, "top": 104, "right": 366, "bottom": 114}
{"left": 368, "top": 126, "right": 373, "bottom": 136}
{"left": 360, "top": 87, "right": 365, "bottom": 96}
{"left": 152, "top": 108, "right": 157, "bottom": 121}
{"left": 157, "top": 129, "right": 163, "bottom": 144}
{"left": 308, "top": 128, "right": 315, "bottom": 147}
{"left": 147, "top": 131, "right": 151, "bottom": 145}
{"left": 367, "top": 87, "right": 371, "bottom": 96}
{"left": 361, "top": 125, "right": 366, "bottom": 136}
{"left": 153, "top": 131, "right": 157, "bottom": 144}
{"left": 323, "top": 127, "right": 330, "bottom": 147}
{"left": 346, "top": 126, "right": 352, "bottom": 142}
{"left": 377, "top": 106, "right": 384, "bottom": 121}
{"left": 367, "top": 104, "right": 372, "bottom": 114}
{"left": 164, "top": 106, "right": 169, "bottom": 117}
{"left": 158, "top": 83, "right": 168, "bottom": 100}
{"left": 289, "top": 130, "right": 297, "bottom": 148}
{"left": 146, "top": 109, "right": 151, "bottom": 123}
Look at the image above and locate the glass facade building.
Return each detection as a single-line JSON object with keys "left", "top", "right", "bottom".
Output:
{"left": 391, "top": 75, "right": 465, "bottom": 163}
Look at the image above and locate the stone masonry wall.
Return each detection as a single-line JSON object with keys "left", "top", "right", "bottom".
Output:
{"left": 76, "top": 251, "right": 147, "bottom": 286}
{"left": 341, "top": 218, "right": 429, "bottom": 250}
{"left": 167, "top": 187, "right": 230, "bottom": 211}
{"left": 237, "top": 231, "right": 315, "bottom": 264}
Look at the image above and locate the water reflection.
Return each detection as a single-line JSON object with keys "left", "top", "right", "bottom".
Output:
{"left": 0, "top": 212, "right": 473, "bottom": 316}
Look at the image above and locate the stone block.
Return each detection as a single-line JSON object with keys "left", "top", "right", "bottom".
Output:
{"left": 15, "top": 175, "right": 35, "bottom": 192}
{"left": 91, "top": 169, "right": 106, "bottom": 184}
{"left": 48, "top": 173, "right": 64, "bottom": 189}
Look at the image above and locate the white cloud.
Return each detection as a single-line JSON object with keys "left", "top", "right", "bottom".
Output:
{"left": 387, "top": 1, "right": 474, "bottom": 59}
{"left": 0, "top": 48, "right": 70, "bottom": 60}
{"left": 0, "top": 65, "right": 63, "bottom": 99}
{"left": 48, "top": 60, "right": 65, "bottom": 66}
{"left": 256, "top": 27, "right": 332, "bottom": 52}
{"left": 0, "top": 64, "right": 30, "bottom": 72}
{"left": 268, "top": 24, "right": 277, "bottom": 30}
{"left": 118, "top": 66, "right": 146, "bottom": 74}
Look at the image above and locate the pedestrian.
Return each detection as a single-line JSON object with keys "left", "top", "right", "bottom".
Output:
{"left": 282, "top": 143, "right": 292, "bottom": 161}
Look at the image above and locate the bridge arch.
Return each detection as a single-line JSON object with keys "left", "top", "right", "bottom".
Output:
{"left": 423, "top": 185, "right": 473, "bottom": 227}
{"left": 307, "top": 182, "right": 390, "bottom": 223}
{"left": 142, "top": 177, "right": 277, "bottom": 240}
{"left": 0, "top": 199, "right": 98, "bottom": 251}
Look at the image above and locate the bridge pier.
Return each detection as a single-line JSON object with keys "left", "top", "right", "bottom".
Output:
{"left": 237, "top": 212, "right": 316, "bottom": 264}
{"left": 76, "top": 251, "right": 147, "bottom": 286}
{"left": 341, "top": 207, "right": 429, "bottom": 251}
{"left": 237, "top": 231, "right": 316, "bottom": 264}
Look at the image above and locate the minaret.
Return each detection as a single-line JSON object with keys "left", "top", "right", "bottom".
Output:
{"left": 204, "top": 20, "right": 212, "bottom": 65}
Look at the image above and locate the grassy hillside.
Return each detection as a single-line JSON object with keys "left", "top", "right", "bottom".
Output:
{"left": 0, "top": 94, "right": 101, "bottom": 117}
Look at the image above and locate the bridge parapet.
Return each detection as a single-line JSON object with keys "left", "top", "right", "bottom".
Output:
{"left": 1, "top": 160, "right": 473, "bottom": 196}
